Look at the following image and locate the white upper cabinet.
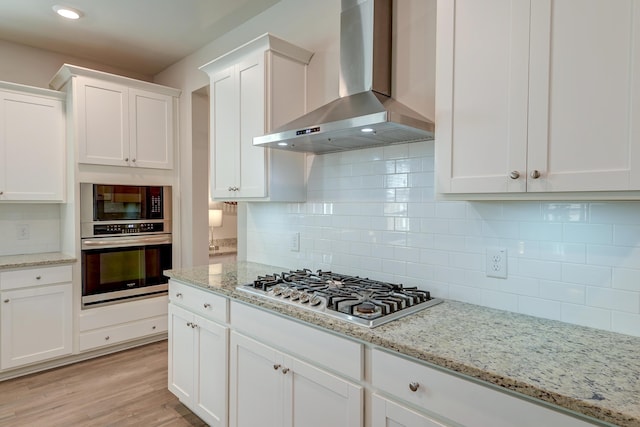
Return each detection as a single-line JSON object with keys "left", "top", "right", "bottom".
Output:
{"left": 0, "top": 82, "right": 65, "bottom": 202}
{"left": 50, "top": 64, "right": 180, "bottom": 170}
{"left": 436, "top": 0, "right": 640, "bottom": 198}
{"left": 200, "top": 33, "right": 313, "bottom": 201}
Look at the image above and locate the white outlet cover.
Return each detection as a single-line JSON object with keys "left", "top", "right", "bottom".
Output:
{"left": 486, "top": 247, "right": 507, "bottom": 279}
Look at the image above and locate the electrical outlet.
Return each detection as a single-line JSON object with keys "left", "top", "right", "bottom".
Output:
{"left": 486, "top": 247, "right": 507, "bottom": 278}
{"left": 290, "top": 232, "right": 300, "bottom": 252}
{"left": 16, "top": 224, "right": 30, "bottom": 240}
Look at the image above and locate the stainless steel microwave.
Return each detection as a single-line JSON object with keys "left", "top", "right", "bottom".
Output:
{"left": 80, "top": 183, "right": 172, "bottom": 238}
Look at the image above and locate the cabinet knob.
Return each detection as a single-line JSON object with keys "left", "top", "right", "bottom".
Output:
{"left": 282, "top": 367, "right": 290, "bottom": 374}
{"left": 36, "top": 275, "right": 42, "bottom": 280}
{"left": 152, "top": 326, "right": 156, "bottom": 330}
{"left": 409, "top": 382, "right": 420, "bottom": 392}
{"left": 3, "top": 299, "right": 9, "bottom": 303}
{"left": 175, "top": 292, "right": 182, "bottom": 298}
{"left": 186, "top": 322, "right": 192, "bottom": 327}
{"left": 273, "top": 364, "right": 281, "bottom": 370}
{"left": 530, "top": 170, "right": 541, "bottom": 179}
{"left": 204, "top": 303, "right": 211, "bottom": 309}
{"left": 132, "top": 158, "right": 136, "bottom": 163}
{"left": 105, "top": 336, "right": 110, "bottom": 341}
{"left": 0, "top": 191, "right": 3, "bottom": 195}
{"left": 509, "top": 171, "right": 520, "bottom": 180}
{"left": 125, "top": 157, "right": 129, "bottom": 162}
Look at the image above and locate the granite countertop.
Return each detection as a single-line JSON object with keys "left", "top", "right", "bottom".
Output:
{"left": 0, "top": 252, "right": 76, "bottom": 270}
{"left": 165, "top": 261, "right": 640, "bottom": 427}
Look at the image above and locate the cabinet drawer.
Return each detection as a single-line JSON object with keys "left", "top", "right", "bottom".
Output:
{"left": 371, "top": 349, "right": 596, "bottom": 427}
{"left": 0, "top": 265, "right": 72, "bottom": 290}
{"left": 169, "top": 280, "right": 227, "bottom": 323}
{"left": 79, "top": 315, "right": 167, "bottom": 352}
{"left": 230, "top": 301, "right": 362, "bottom": 381}
{"left": 79, "top": 295, "right": 168, "bottom": 331}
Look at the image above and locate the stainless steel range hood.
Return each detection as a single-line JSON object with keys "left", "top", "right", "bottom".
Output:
{"left": 253, "top": 0, "right": 434, "bottom": 154}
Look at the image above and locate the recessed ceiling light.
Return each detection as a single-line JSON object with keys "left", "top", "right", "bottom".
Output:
{"left": 361, "top": 127, "right": 374, "bottom": 133}
{"left": 277, "top": 142, "right": 288, "bottom": 146}
{"left": 53, "top": 5, "right": 83, "bottom": 20}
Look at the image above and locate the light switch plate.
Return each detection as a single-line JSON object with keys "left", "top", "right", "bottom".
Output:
{"left": 290, "top": 232, "right": 300, "bottom": 252}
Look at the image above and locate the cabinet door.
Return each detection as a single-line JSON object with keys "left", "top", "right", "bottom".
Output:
{"left": 210, "top": 66, "right": 240, "bottom": 199}
{"left": 75, "top": 77, "right": 129, "bottom": 166}
{"left": 0, "top": 91, "right": 65, "bottom": 201}
{"left": 194, "top": 316, "right": 228, "bottom": 427}
{"left": 0, "top": 283, "right": 72, "bottom": 370}
{"left": 527, "top": 0, "right": 640, "bottom": 192}
{"left": 129, "top": 88, "right": 174, "bottom": 169}
{"left": 237, "top": 53, "right": 268, "bottom": 198}
{"left": 372, "top": 394, "right": 448, "bottom": 427}
{"left": 286, "top": 356, "right": 363, "bottom": 427}
{"left": 168, "top": 304, "right": 196, "bottom": 403}
{"left": 229, "top": 332, "right": 284, "bottom": 427}
{"left": 436, "top": 0, "right": 530, "bottom": 194}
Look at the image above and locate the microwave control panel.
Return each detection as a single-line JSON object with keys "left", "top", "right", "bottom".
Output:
{"left": 93, "top": 222, "right": 165, "bottom": 235}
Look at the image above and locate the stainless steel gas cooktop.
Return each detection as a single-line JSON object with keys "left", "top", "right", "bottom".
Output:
{"left": 237, "top": 269, "right": 443, "bottom": 327}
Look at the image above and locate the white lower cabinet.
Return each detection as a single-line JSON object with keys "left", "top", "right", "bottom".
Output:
{"left": 0, "top": 265, "right": 73, "bottom": 370}
{"left": 371, "top": 348, "right": 598, "bottom": 427}
{"left": 78, "top": 295, "right": 168, "bottom": 352}
{"left": 230, "top": 331, "right": 362, "bottom": 427}
{"left": 168, "top": 281, "right": 229, "bottom": 427}
{"left": 169, "top": 304, "right": 228, "bottom": 427}
{"left": 372, "top": 394, "right": 448, "bottom": 427}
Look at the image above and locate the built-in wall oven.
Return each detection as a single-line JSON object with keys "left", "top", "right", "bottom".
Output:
{"left": 80, "top": 184, "right": 172, "bottom": 308}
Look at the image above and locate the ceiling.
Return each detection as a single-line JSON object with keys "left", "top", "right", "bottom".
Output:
{"left": 0, "top": 0, "right": 281, "bottom": 76}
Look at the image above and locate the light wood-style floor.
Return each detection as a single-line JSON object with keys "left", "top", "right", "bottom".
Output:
{"left": 0, "top": 340, "right": 207, "bottom": 427}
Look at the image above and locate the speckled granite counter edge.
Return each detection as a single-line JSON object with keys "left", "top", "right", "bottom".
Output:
{"left": 165, "top": 263, "right": 638, "bottom": 427}
{"left": 0, "top": 252, "right": 76, "bottom": 270}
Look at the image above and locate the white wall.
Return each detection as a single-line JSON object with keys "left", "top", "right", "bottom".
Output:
{"left": 0, "top": 39, "right": 151, "bottom": 89}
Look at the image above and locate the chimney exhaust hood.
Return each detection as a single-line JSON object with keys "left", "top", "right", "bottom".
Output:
{"left": 253, "top": 0, "right": 434, "bottom": 154}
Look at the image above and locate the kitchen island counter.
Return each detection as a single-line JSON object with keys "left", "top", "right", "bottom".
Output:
{"left": 0, "top": 252, "right": 76, "bottom": 270}
{"left": 165, "top": 261, "right": 640, "bottom": 427}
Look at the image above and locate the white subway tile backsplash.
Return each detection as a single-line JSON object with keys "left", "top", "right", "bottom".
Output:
{"left": 563, "top": 223, "right": 612, "bottom": 244}
{"left": 611, "top": 312, "right": 640, "bottom": 336}
{"left": 539, "top": 280, "right": 586, "bottom": 304}
{"left": 590, "top": 201, "right": 640, "bottom": 224}
{"left": 504, "top": 257, "right": 559, "bottom": 281}
{"left": 562, "top": 263, "right": 611, "bottom": 287}
{"left": 612, "top": 268, "right": 640, "bottom": 291}
{"left": 613, "top": 224, "right": 640, "bottom": 247}
{"left": 245, "top": 142, "right": 640, "bottom": 338}
{"left": 561, "top": 304, "right": 612, "bottom": 330}
{"left": 518, "top": 296, "right": 562, "bottom": 320}
{"left": 586, "top": 287, "right": 640, "bottom": 313}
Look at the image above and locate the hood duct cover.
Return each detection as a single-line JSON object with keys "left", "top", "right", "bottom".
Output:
{"left": 254, "top": 0, "right": 434, "bottom": 154}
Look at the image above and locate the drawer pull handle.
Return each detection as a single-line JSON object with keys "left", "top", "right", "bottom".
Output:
{"left": 105, "top": 336, "right": 110, "bottom": 341}
{"left": 176, "top": 292, "right": 183, "bottom": 298}
{"left": 282, "top": 368, "right": 290, "bottom": 374}
{"left": 409, "top": 382, "right": 420, "bottom": 392}
{"left": 273, "top": 364, "right": 281, "bottom": 370}
{"left": 36, "top": 275, "right": 42, "bottom": 280}
{"left": 204, "top": 303, "right": 211, "bottom": 309}
{"left": 3, "top": 299, "right": 9, "bottom": 303}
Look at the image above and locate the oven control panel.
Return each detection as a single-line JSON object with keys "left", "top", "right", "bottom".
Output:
{"left": 93, "top": 222, "right": 165, "bottom": 235}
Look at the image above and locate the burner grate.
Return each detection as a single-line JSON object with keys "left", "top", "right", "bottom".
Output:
{"left": 239, "top": 269, "right": 443, "bottom": 327}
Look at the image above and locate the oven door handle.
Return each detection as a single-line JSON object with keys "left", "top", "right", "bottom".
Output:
{"left": 81, "top": 234, "right": 172, "bottom": 249}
